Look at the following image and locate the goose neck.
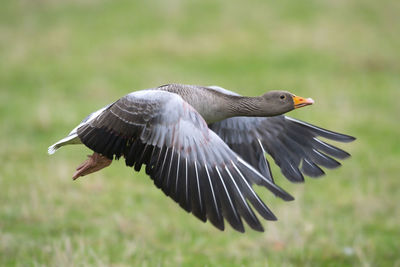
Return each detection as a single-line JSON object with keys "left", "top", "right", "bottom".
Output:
{"left": 225, "top": 95, "right": 267, "bottom": 117}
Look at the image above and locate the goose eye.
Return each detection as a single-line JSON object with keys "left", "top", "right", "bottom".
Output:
{"left": 280, "top": 95, "right": 286, "bottom": 100}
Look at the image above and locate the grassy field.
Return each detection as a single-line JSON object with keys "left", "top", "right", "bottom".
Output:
{"left": 1, "top": 0, "right": 399, "bottom": 266}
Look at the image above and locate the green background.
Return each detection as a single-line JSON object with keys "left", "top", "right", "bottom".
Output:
{"left": 1, "top": 0, "right": 399, "bottom": 266}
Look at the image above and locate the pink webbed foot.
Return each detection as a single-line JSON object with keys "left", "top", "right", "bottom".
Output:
{"left": 72, "top": 152, "right": 112, "bottom": 180}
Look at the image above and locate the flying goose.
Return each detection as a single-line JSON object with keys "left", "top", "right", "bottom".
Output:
{"left": 48, "top": 83, "right": 355, "bottom": 232}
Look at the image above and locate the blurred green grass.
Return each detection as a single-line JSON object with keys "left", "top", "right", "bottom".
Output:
{"left": 1, "top": 0, "right": 399, "bottom": 266}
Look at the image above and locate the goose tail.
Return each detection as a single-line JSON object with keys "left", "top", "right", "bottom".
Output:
{"left": 48, "top": 133, "right": 81, "bottom": 155}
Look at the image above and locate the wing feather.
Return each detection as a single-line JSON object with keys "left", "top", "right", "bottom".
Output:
{"left": 76, "top": 90, "right": 293, "bottom": 232}
{"left": 210, "top": 115, "right": 355, "bottom": 183}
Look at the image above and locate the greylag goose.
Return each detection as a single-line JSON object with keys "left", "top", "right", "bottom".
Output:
{"left": 48, "top": 83, "right": 355, "bottom": 232}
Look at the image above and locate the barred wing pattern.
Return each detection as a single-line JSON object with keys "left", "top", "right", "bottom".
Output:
{"left": 210, "top": 116, "right": 355, "bottom": 183}
{"left": 77, "top": 90, "right": 293, "bottom": 232}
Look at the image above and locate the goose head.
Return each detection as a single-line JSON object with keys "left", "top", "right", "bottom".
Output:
{"left": 259, "top": 91, "right": 314, "bottom": 116}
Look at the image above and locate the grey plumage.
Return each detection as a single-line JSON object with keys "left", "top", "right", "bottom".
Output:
{"left": 48, "top": 83, "right": 355, "bottom": 232}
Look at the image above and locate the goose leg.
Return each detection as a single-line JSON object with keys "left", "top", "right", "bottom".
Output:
{"left": 72, "top": 152, "right": 112, "bottom": 180}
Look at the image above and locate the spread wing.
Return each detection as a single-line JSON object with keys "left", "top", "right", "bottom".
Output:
{"left": 210, "top": 116, "right": 355, "bottom": 183}
{"left": 206, "top": 85, "right": 355, "bottom": 183}
{"left": 76, "top": 90, "right": 294, "bottom": 232}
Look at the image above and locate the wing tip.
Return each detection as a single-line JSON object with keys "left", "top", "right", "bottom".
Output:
{"left": 342, "top": 135, "right": 356, "bottom": 143}
{"left": 340, "top": 151, "right": 352, "bottom": 159}
{"left": 331, "top": 133, "right": 356, "bottom": 143}
{"left": 254, "top": 225, "right": 265, "bottom": 232}
{"left": 272, "top": 186, "right": 295, "bottom": 201}
{"left": 281, "top": 193, "right": 295, "bottom": 201}
{"left": 270, "top": 215, "right": 278, "bottom": 221}
{"left": 234, "top": 225, "right": 245, "bottom": 233}
{"left": 269, "top": 184, "right": 295, "bottom": 201}
{"left": 285, "top": 116, "right": 356, "bottom": 143}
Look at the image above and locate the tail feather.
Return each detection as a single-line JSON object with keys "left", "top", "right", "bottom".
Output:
{"left": 48, "top": 144, "right": 59, "bottom": 155}
{"left": 47, "top": 134, "right": 81, "bottom": 155}
{"left": 48, "top": 105, "right": 109, "bottom": 155}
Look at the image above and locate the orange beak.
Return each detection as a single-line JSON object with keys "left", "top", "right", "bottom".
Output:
{"left": 292, "top": 95, "right": 314, "bottom": 109}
